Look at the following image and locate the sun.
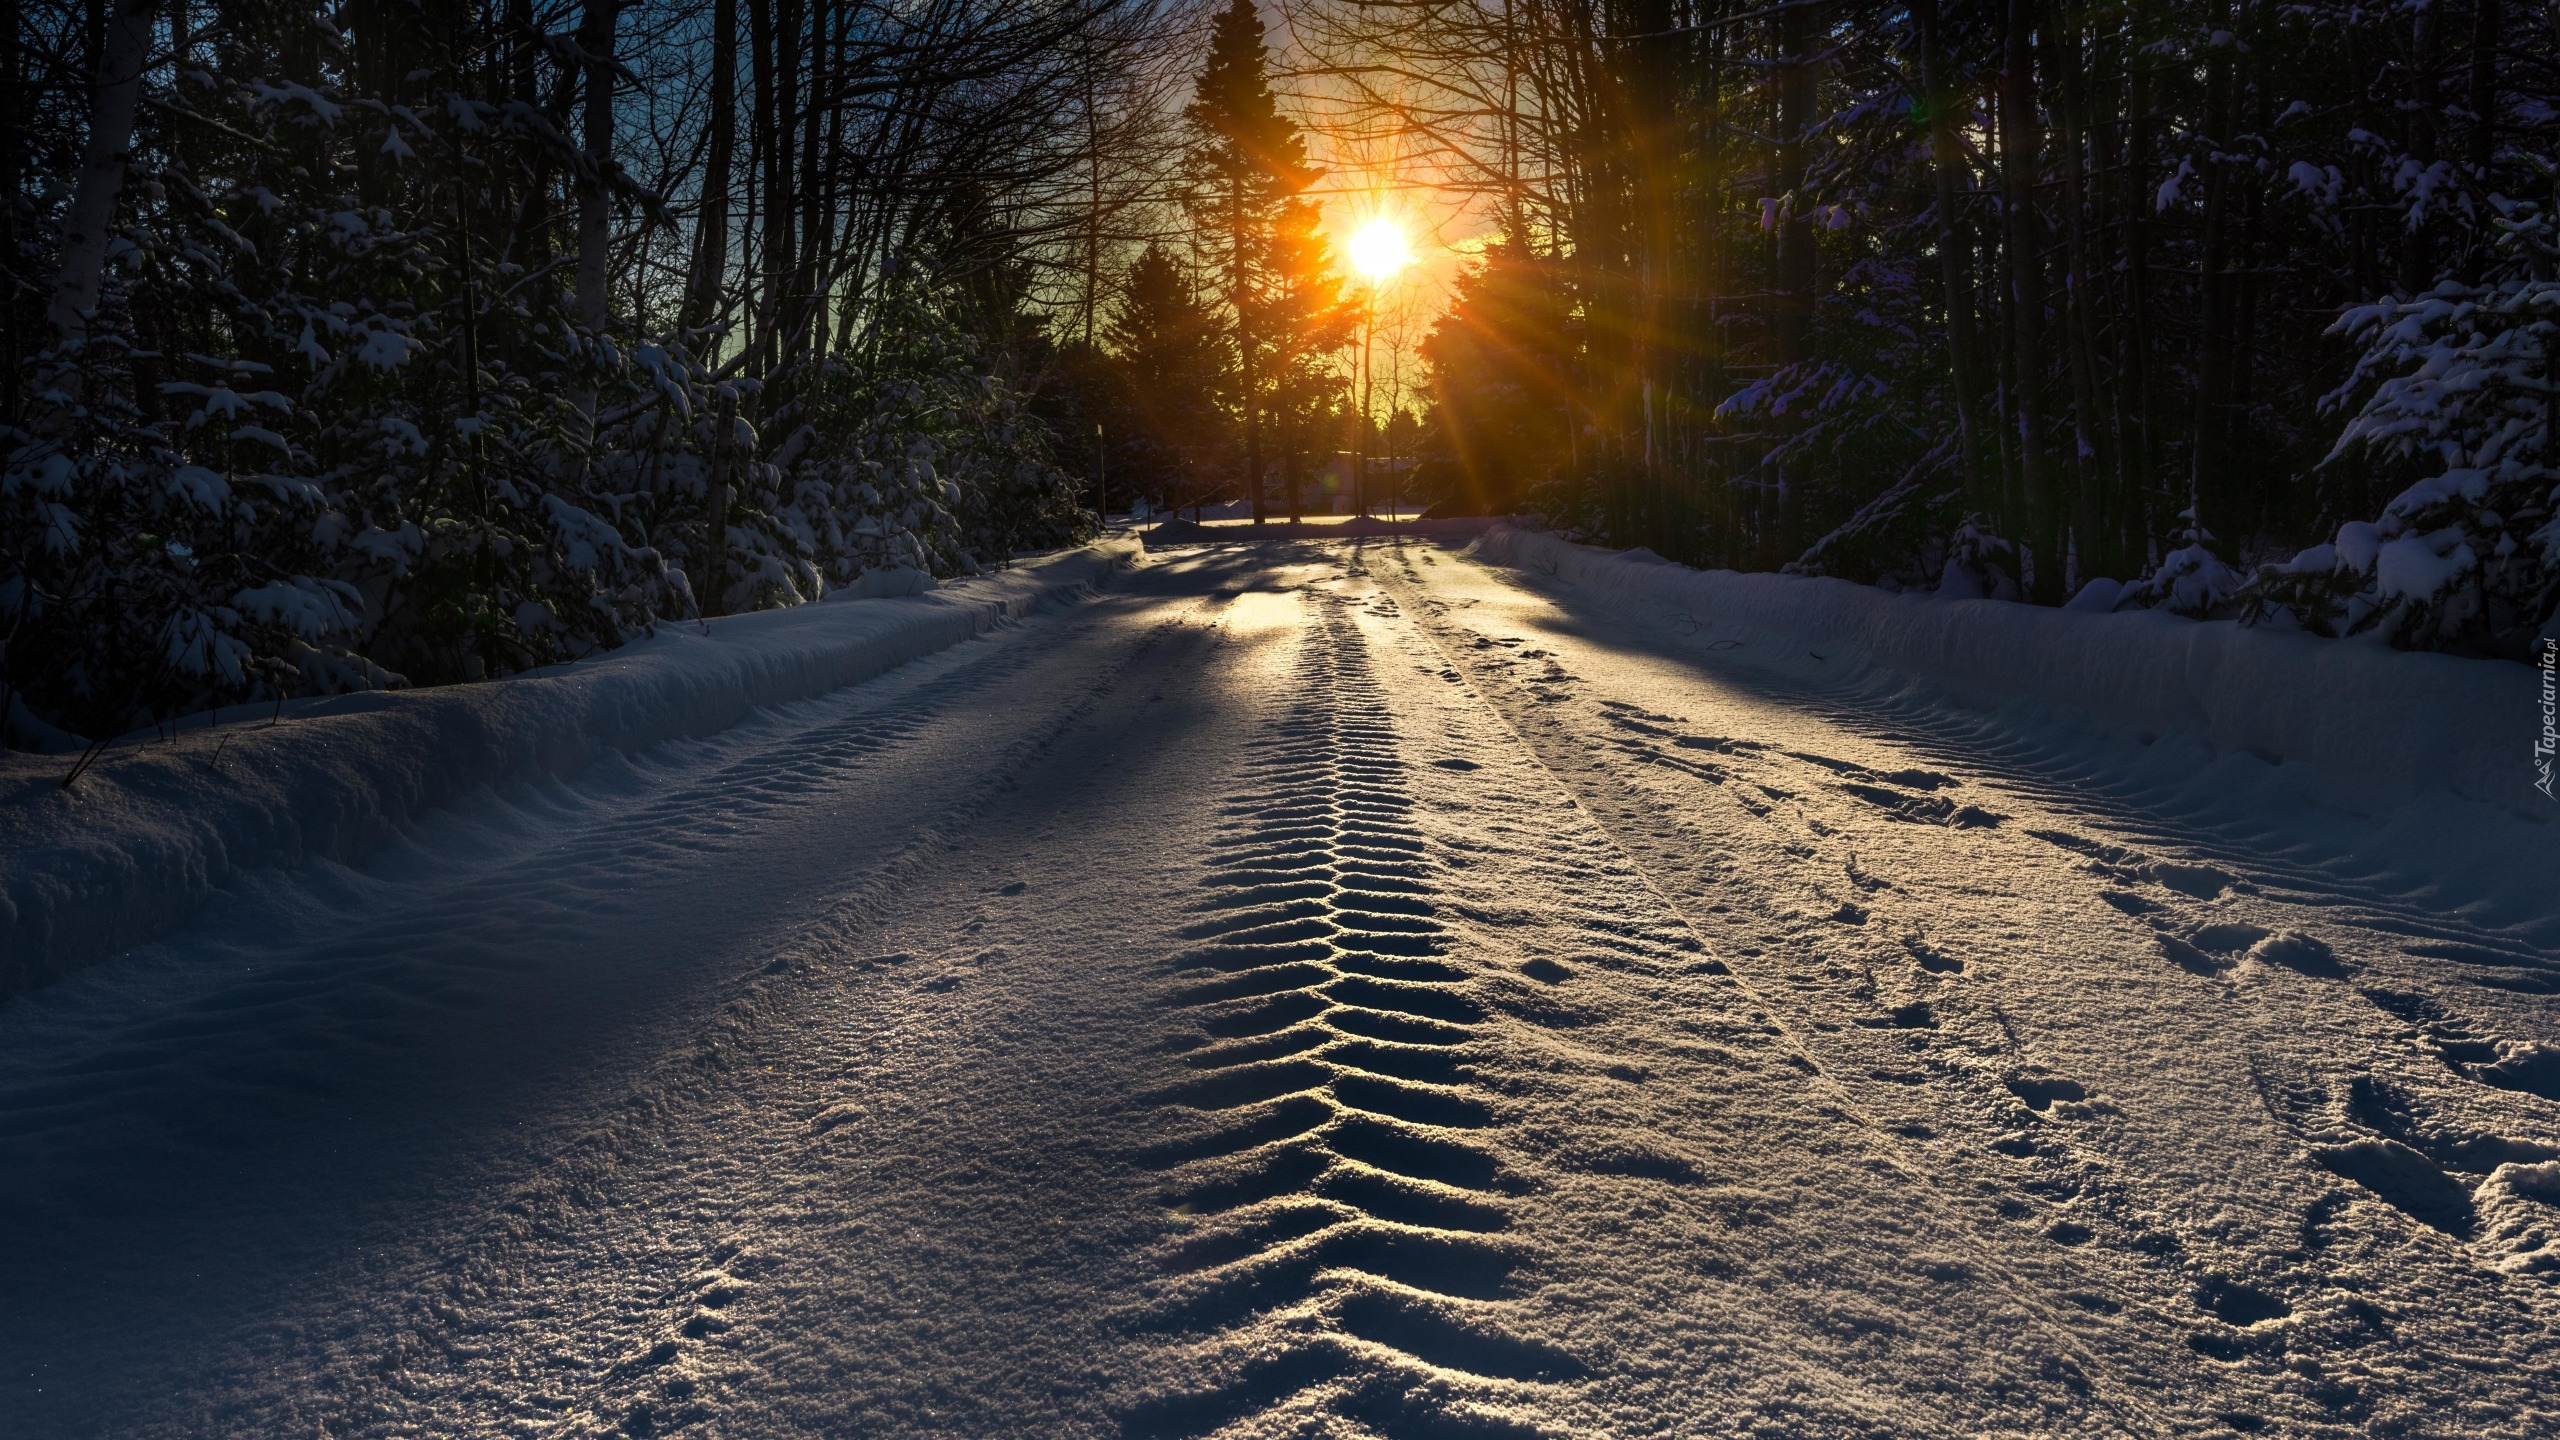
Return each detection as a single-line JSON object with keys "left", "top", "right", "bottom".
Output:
{"left": 1347, "top": 217, "right": 1415, "bottom": 284}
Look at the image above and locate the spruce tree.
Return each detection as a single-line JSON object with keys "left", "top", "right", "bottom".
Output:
{"left": 1259, "top": 194, "right": 1350, "bottom": 523}
{"left": 1182, "top": 0, "right": 1332, "bottom": 525}
{"left": 1106, "top": 244, "right": 1234, "bottom": 513}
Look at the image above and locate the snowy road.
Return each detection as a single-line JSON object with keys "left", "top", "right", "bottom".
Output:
{"left": 4, "top": 538, "right": 2556, "bottom": 1439}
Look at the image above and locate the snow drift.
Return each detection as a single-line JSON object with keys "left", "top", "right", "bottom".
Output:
{"left": 1475, "top": 525, "right": 2535, "bottom": 816}
{"left": 0, "top": 541, "right": 1139, "bottom": 1001}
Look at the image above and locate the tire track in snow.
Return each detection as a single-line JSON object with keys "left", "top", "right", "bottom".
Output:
{"left": 1375, "top": 539, "right": 2560, "bottom": 1435}
{"left": 1459, "top": 535, "right": 2551, "bottom": 985}
{"left": 1355, "top": 546, "right": 2206, "bottom": 1435}
{"left": 1122, "top": 595, "right": 1577, "bottom": 1440}
{"left": 0, "top": 594, "right": 1224, "bottom": 1440}
{"left": 1376, "top": 563, "right": 2312, "bottom": 1428}
{"left": 0, "top": 611, "right": 1090, "bottom": 1174}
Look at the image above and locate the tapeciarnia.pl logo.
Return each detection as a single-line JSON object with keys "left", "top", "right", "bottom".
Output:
{"left": 2539, "top": 637, "right": 2556, "bottom": 800}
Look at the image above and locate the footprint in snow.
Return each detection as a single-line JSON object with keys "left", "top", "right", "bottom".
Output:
{"left": 2006, "top": 1073, "right": 2117, "bottom": 1119}
{"left": 2155, "top": 931, "right": 2229, "bottom": 976}
{"left": 2315, "top": 1136, "right": 2477, "bottom": 1237}
{"left": 2193, "top": 1275, "right": 2290, "bottom": 1326}
{"left": 2246, "top": 930, "right": 2342, "bottom": 977}
{"left": 2365, "top": 989, "right": 2560, "bottom": 1100}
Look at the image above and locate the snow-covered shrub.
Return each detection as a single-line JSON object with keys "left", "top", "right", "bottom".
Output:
{"left": 2241, "top": 205, "right": 2560, "bottom": 655}
{"left": 1933, "top": 519, "right": 2023, "bottom": 601}
{"left": 955, "top": 381, "right": 1098, "bottom": 562}
{"left": 2118, "top": 509, "right": 2245, "bottom": 618}
{"left": 1, "top": 306, "right": 388, "bottom": 740}
{"left": 852, "top": 281, "right": 1094, "bottom": 564}
{"left": 747, "top": 280, "right": 1092, "bottom": 613}
{"left": 1731, "top": 246, "right": 1957, "bottom": 588}
{"left": 1784, "top": 463, "right": 1972, "bottom": 596}
{"left": 0, "top": 8, "right": 698, "bottom": 737}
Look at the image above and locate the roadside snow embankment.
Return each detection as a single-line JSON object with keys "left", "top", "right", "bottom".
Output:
{"left": 0, "top": 541, "right": 1139, "bottom": 1000}
{"left": 1477, "top": 525, "right": 2536, "bottom": 816}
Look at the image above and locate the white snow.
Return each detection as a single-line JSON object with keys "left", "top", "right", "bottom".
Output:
{"left": 0, "top": 540, "right": 1137, "bottom": 998}
{"left": 1476, "top": 523, "right": 2534, "bottom": 815}
{"left": 2477, "top": 1161, "right": 2560, "bottom": 1275}
{"left": 1, "top": 533, "right": 2553, "bottom": 1439}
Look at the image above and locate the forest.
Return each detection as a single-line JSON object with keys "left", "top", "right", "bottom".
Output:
{"left": 3, "top": 0, "right": 2554, "bottom": 748}
{"left": 1352, "top": 0, "right": 2560, "bottom": 652}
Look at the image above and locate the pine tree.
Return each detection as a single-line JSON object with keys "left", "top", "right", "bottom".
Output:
{"left": 1182, "top": 0, "right": 1335, "bottom": 525}
{"left": 1258, "top": 193, "right": 1350, "bottom": 522}
{"left": 1105, "top": 243, "right": 1233, "bottom": 512}
{"left": 1417, "top": 238, "right": 1572, "bottom": 518}
{"left": 2242, "top": 203, "right": 2560, "bottom": 656}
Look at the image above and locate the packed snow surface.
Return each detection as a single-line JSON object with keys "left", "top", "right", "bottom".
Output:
{"left": 1, "top": 534, "right": 2554, "bottom": 1438}
{"left": 0, "top": 541, "right": 1136, "bottom": 999}
{"left": 1476, "top": 525, "right": 2535, "bottom": 814}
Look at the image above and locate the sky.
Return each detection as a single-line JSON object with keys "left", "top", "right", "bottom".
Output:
{"left": 1249, "top": 0, "right": 1508, "bottom": 418}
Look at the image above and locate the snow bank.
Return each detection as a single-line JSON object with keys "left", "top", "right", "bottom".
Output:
{"left": 1141, "top": 516, "right": 1497, "bottom": 548}
{"left": 0, "top": 542, "right": 1139, "bottom": 1000}
{"left": 1475, "top": 526, "right": 2535, "bottom": 817}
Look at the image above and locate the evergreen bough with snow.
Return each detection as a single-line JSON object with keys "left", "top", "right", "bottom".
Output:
{"left": 1, "top": 5, "right": 1093, "bottom": 749}
{"left": 2241, "top": 205, "right": 2560, "bottom": 658}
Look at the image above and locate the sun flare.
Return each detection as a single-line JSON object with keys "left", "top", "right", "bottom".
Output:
{"left": 1347, "top": 217, "right": 1415, "bottom": 284}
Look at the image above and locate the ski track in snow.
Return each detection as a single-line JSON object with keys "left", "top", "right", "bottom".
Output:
{"left": 0, "top": 539, "right": 2553, "bottom": 1439}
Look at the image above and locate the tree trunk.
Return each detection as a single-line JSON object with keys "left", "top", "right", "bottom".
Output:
{"left": 1915, "top": 0, "right": 1988, "bottom": 520}
{"left": 1349, "top": 307, "right": 1363, "bottom": 520}
{"left": 2120, "top": 26, "right": 2160, "bottom": 560}
{"left": 3, "top": 0, "right": 24, "bottom": 422}
{"left": 747, "top": 0, "right": 785, "bottom": 376}
{"left": 2230, "top": 1, "right": 2272, "bottom": 540}
{"left": 1695, "top": 11, "right": 1729, "bottom": 560}
{"left": 2469, "top": 0, "right": 2499, "bottom": 176}
{"left": 2466, "top": 0, "right": 2500, "bottom": 284}
{"left": 575, "top": 1, "right": 619, "bottom": 337}
{"left": 2191, "top": 0, "right": 2237, "bottom": 538}
{"left": 2045, "top": 1, "right": 2109, "bottom": 585}
{"left": 570, "top": 0, "right": 620, "bottom": 442}
{"left": 1234, "top": 177, "right": 1261, "bottom": 525}
{"left": 814, "top": 2, "right": 846, "bottom": 357}
{"left": 1772, "top": 0, "right": 1818, "bottom": 559}
{"left": 704, "top": 394, "right": 734, "bottom": 615}
{"left": 2400, "top": 0, "right": 2440, "bottom": 295}
{"left": 1083, "top": 58, "right": 1102, "bottom": 349}
{"left": 1624, "top": 0, "right": 1677, "bottom": 468}
{"left": 1284, "top": 417, "right": 1301, "bottom": 523}
{"left": 794, "top": 0, "right": 825, "bottom": 363}
{"left": 46, "top": 0, "right": 156, "bottom": 346}
{"left": 2000, "top": 0, "right": 2054, "bottom": 595}
{"left": 680, "top": 0, "right": 735, "bottom": 336}
{"left": 497, "top": 0, "right": 554, "bottom": 275}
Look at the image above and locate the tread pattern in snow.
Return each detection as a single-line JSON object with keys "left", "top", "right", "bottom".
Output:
{"left": 1123, "top": 602, "right": 1575, "bottom": 1440}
